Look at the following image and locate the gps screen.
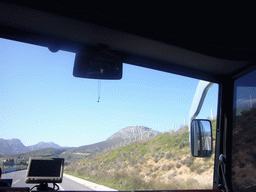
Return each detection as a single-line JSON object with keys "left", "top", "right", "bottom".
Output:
{"left": 28, "top": 159, "right": 62, "bottom": 177}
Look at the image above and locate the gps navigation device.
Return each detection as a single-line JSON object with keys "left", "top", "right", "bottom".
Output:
{"left": 25, "top": 158, "right": 64, "bottom": 184}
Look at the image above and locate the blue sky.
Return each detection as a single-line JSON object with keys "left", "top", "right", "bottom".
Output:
{"left": 0, "top": 38, "right": 218, "bottom": 147}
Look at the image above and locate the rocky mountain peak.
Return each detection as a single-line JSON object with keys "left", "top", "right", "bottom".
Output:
{"left": 106, "top": 125, "right": 160, "bottom": 141}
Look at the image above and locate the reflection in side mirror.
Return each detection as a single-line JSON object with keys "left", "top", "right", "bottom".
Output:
{"left": 190, "top": 119, "right": 212, "bottom": 157}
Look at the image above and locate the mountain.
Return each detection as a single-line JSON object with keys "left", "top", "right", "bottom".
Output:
{"left": 27, "top": 142, "right": 61, "bottom": 151}
{"left": 0, "top": 138, "right": 28, "bottom": 155}
{"left": 68, "top": 126, "right": 161, "bottom": 155}
{"left": 1, "top": 126, "right": 160, "bottom": 156}
{"left": 106, "top": 125, "right": 161, "bottom": 142}
{"left": 0, "top": 139, "right": 61, "bottom": 155}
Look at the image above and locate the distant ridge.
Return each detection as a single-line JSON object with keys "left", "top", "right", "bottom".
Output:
{"left": 0, "top": 126, "right": 160, "bottom": 155}
{"left": 68, "top": 126, "right": 161, "bottom": 155}
{"left": 0, "top": 138, "right": 61, "bottom": 155}
{"left": 27, "top": 141, "right": 61, "bottom": 151}
{"left": 0, "top": 138, "right": 28, "bottom": 155}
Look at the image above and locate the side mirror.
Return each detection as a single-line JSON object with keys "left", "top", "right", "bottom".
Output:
{"left": 190, "top": 119, "right": 212, "bottom": 157}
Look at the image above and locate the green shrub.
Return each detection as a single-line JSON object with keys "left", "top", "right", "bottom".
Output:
{"left": 153, "top": 166, "right": 160, "bottom": 172}
{"left": 159, "top": 152, "right": 165, "bottom": 159}
{"left": 155, "top": 151, "right": 165, "bottom": 159}
{"left": 151, "top": 146, "right": 160, "bottom": 153}
{"left": 121, "top": 152, "right": 128, "bottom": 158}
{"left": 189, "top": 166, "right": 197, "bottom": 172}
{"left": 161, "top": 164, "right": 169, "bottom": 171}
{"left": 168, "top": 164, "right": 174, "bottom": 170}
{"left": 137, "top": 156, "right": 146, "bottom": 165}
{"left": 197, "top": 166, "right": 209, "bottom": 174}
{"left": 165, "top": 152, "right": 173, "bottom": 159}
{"left": 176, "top": 163, "right": 181, "bottom": 168}
{"left": 179, "top": 138, "right": 189, "bottom": 148}
{"left": 181, "top": 156, "right": 194, "bottom": 167}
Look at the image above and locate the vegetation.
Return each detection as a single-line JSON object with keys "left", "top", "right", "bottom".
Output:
{"left": 65, "top": 119, "right": 216, "bottom": 191}
{"left": 232, "top": 106, "right": 256, "bottom": 189}
{"left": 1, "top": 120, "right": 216, "bottom": 190}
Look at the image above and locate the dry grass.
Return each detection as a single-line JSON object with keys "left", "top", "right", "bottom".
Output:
{"left": 65, "top": 122, "right": 216, "bottom": 191}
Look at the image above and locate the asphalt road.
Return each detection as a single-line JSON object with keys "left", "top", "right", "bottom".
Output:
{"left": 2, "top": 170, "right": 95, "bottom": 191}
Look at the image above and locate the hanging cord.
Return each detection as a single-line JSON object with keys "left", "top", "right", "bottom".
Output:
{"left": 97, "top": 80, "right": 101, "bottom": 102}
{"left": 218, "top": 154, "right": 229, "bottom": 192}
{"left": 53, "top": 183, "right": 59, "bottom": 191}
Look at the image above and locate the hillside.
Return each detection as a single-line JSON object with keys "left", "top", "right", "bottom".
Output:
{"left": 2, "top": 126, "right": 161, "bottom": 165}
{"left": 65, "top": 126, "right": 160, "bottom": 155}
{"left": 1, "top": 126, "right": 159, "bottom": 156}
{"left": 65, "top": 120, "right": 216, "bottom": 191}
{"left": 232, "top": 107, "right": 256, "bottom": 189}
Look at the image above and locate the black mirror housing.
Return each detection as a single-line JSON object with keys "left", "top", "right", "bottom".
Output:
{"left": 73, "top": 53, "right": 123, "bottom": 80}
{"left": 73, "top": 45, "right": 123, "bottom": 80}
{"left": 190, "top": 119, "right": 212, "bottom": 157}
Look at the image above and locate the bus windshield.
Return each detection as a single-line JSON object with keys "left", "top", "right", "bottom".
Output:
{"left": 0, "top": 37, "right": 218, "bottom": 191}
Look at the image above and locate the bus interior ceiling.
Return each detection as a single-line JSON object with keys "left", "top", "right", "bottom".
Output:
{"left": 0, "top": 1, "right": 254, "bottom": 83}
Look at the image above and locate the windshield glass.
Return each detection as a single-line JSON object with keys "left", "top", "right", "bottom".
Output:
{"left": 0, "top": 38, "right": 218, "bottom": 191}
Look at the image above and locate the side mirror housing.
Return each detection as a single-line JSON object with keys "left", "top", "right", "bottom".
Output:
{"left": 190, "top": 119, "right": 212, "bottom": 157}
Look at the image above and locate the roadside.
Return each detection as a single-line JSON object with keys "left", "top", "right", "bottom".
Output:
{"left": 1, "top": 167, "right": 27, "bottom": 174}
{"left": 64, "top": 173, "right": 117, "bottom": 191}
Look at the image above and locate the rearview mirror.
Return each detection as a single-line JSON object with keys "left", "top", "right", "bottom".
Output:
{"left": 73, "top": 45, "right": 123, "bottom": 80}
{"left": 190, "top": 119, "right": 212, "bottom": 157}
